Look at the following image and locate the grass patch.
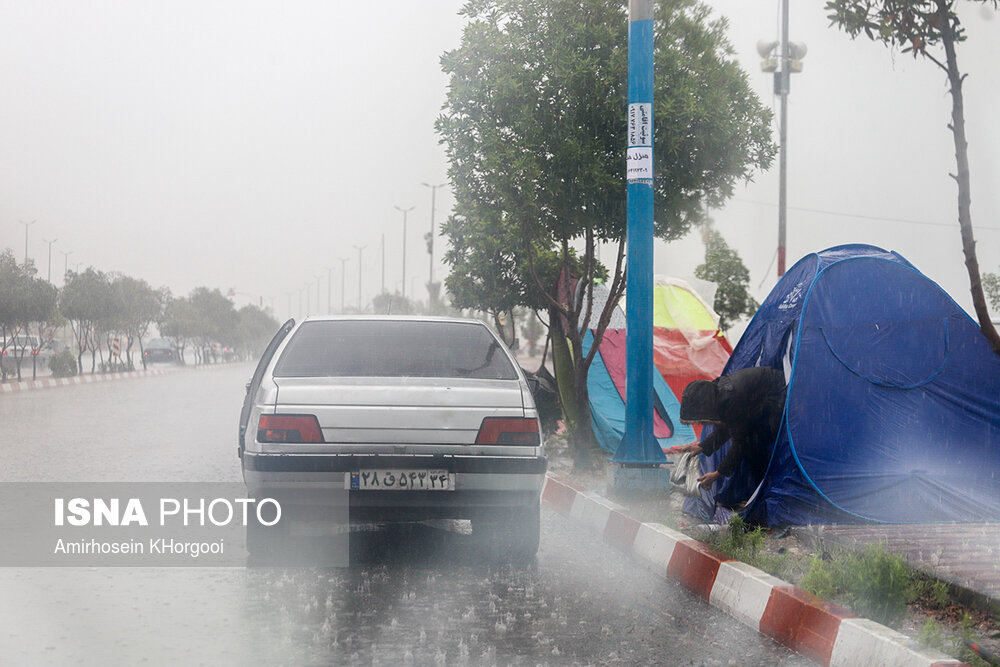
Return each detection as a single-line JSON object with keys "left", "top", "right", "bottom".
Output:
{"left": 698, "top": 514, "right": 790, "bottom": 580}
{"left": 917, "top": 615, "right": 996, "bottom": 667}
{"left": 800, "top": 543, "right": 913, "bottom": 626}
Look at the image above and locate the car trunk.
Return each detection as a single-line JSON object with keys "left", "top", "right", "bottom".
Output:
{"left": 271, "top": 376, "right": 525, "bottom": 446}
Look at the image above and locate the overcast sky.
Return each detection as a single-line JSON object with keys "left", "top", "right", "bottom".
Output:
{"left": 0, "top": 1, "right": 997, "bottom": 332}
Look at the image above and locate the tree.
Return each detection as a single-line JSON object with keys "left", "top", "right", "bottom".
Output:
{"left": 60, "top": 268, "right": 113, "bottom": 373}
{"left": 437, "top": 0, "right": 775, "bottom": 466}
{"left": 158, "top": 295, "right": 197, "bottom": 365}
{"left": 234, "top": 305, "right": 280, "bottom": 360}
{"left": 695, "top": 227, "right": 758, "bottom": 331}
{"left": 825, "top": 0, "right": 1000, "bottom": 354}
{"left": 112, "top": 276, "right": 164, "bottom": 370}
{"left": 23, "top": 277, "right": 59, "bottom": 380}
{"left": 0, "top": 251, "right": 58, "bottom": 381}
{"left": 0, "top": 250, "right": 27, "bottom": 380}
{"left": 372, "top": 291, "right": 414, "bottom": 316}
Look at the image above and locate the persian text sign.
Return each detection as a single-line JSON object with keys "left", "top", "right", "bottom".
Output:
{"left": 627, "top": 103, "right": 652, "bottom": 182}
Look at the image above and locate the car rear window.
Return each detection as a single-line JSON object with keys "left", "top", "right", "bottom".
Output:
{"left": 273, "top": 320, "right": 519, "bottom": 380}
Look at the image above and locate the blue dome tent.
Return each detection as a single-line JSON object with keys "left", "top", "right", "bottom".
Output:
{"left": 684, "top": 244, "right": 1000, "bottom": 526}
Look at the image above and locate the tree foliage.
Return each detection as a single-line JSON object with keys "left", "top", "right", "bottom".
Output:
{"left": 0, "top": 250, "right": 58, "bottom": 380}
{"left": 159, "top": 288, "right": 278, "bottom": 364}
{"left": 695, "top": 228, "right": 758, "bottom": 331}
{"left": 437, "top": 0, "right": 775, "bottom": 464}
{"left": 825, "top": 0, "right": 1000, "bottom": 354}
{"left": 985, "top": 269, "right": 1000, "bottom": 315}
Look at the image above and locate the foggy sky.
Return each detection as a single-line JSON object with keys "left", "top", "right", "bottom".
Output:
{"left": 0, "top": 1, "right": 997, "bottom": 332}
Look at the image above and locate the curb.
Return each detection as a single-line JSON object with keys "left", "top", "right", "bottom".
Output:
{"left": 541, "top": 474, "right": 968, "bottom": 667}
{"left": 0, "top": 361, "right": 251, "bottom": 395}
{"left": 0, "top": 368, "right": 170, "bottom": 394}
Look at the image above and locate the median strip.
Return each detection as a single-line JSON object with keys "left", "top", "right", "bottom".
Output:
{"left": 541, "top": 474, "right": 967, "bottom": 667}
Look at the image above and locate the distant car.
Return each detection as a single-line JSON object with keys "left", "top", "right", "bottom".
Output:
{"left": 1, "top": 335, "right": 51, "bottom": 373}
{"left": 143, "top": 339, "right": 178, "bottom": 364}
{"left": 239, "top": 316, "right": 547, "bottom": 559}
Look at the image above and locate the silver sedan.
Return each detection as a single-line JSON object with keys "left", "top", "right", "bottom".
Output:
{"left": 239, "top": 315, "right": 547, "bottom": 560}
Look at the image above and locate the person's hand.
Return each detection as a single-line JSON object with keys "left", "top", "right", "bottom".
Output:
{"left": 680, "top": 442, "right": 702, "bottom": 456}
{"left": 697, "top": 470, "right": 721, "bottom": 490}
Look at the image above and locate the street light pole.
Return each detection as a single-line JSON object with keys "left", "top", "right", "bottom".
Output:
{"left": 778, "top": 0, "right": 789, "bottom": 276}
{"left": 613, "top": 0, "right": 664, "bottom": 471}
{"left": 421, "top": 182, "right": 446, "bottom": 296}
{"left": 338, "top": 257, "right": 349, "bottom": 313}
{"left": 41, "top": 238, "right": 58, "bottom": 283}
{"left": 326, "top": 267, "right": 334, "bottom": 314}
{"left": 18, "top": 219, "right": 36, "bottom": 265}
{"left": 759, "top": 0, "right": 805, "bottom": 277}
{"left": 393, "top": 205, "right": 414, "bottom": 300}
{"left": 60, "top": 250, "right": 73, "bottom": 284}
{"left": 380, "top": 234, "right": 386, "bottom": 295}
{"left": 353, "top": 245, "right": 367, "bottom": 312}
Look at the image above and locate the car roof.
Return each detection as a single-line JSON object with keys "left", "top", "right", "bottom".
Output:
{"left": 299, "top": 315, "right": 487, "bottom": 326}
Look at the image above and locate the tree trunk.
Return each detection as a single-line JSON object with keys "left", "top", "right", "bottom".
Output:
{"left": 571, "top": 354, "right": 597, "bottom": 470}
{"left": 940, "top": 6, "right": 1000, "bottom": 354}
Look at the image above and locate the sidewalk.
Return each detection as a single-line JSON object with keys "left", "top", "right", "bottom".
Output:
{"left": 795, "top": 523, "right": 1000, "bottom": 611}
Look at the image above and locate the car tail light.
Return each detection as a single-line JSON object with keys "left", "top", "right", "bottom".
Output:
{"left": 475, "top": 417, "right": 541, "bottom": 446}
{"left": 257, "top": 414, "right": 324, "bottom": 443}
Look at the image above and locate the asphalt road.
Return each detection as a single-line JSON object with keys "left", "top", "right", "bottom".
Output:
{"left": 0, "top": 363, "right": 811, "bottom": 666}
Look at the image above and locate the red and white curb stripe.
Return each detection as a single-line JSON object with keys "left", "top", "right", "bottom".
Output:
{"left": 0, "top": 368, "right": 169, "bottom": 394}
{"left": 541, "top": 475, "right": 967, "bottom": 667}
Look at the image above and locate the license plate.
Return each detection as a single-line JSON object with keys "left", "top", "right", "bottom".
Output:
{"left": 347, "top": 469, "right": 453, "bottom": 491}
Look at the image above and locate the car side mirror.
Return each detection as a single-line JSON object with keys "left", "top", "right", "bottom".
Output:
{"left": 245, "top": 381, "right": 252, "bottom": 394}
{"left": 526, "top": 376, "right": 540, "bottom": 396}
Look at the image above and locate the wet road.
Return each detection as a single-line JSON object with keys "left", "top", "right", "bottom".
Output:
{"left": 0, "top": 364, "right": 810, "bottom": 665}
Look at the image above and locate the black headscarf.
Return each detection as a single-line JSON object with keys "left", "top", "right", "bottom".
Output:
{"left": 679, "top": 379, "right": 719, "bottom": 423}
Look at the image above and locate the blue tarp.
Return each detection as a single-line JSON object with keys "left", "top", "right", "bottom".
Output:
{"left": 685, "top": 244, "right": 1000, "bottom": 525}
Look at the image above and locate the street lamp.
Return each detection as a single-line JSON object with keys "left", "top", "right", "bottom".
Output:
{"left": 353, "top": 245, "right": 367, "bottom": 312}
{"left": 421, "top": 181, "right": 446, "bottom": 297}
{"left": 41, "top": 238, "right": 58, "bottom": 283}
{"left": 18, "top": 219, "right": 36, "bottom": 265}
{"left": 758, "top": 1, "right": 806, "bottom": 277}
{"left": 394, "top": 205, "right": 414, "bottom": 300}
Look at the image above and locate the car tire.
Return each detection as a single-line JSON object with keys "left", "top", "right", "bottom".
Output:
{"left": 473, "top": 500, "right": 540, "bottom": 562}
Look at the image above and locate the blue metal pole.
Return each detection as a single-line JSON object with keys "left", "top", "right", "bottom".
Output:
{"left": 613, "top": 0, "right": 665, "bottom": 465}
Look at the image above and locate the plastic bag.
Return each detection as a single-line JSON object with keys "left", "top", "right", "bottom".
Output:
{"left": 670, "top": 452, "right": 703, "bottom": 497}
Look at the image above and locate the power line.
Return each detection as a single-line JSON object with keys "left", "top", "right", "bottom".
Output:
{"left": 733, "top": 198, "right": 1000, "bottom": 231}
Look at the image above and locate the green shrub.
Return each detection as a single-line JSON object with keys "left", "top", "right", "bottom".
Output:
{"left": 912, "top": 575, "right": 951, "bottom": 610}
{"left": 48, "top": 349, "right": 78, "bottom": 377}
{"left": 800, "top": 544, "right": 913, "bottom": 626}
{"left": 918, "top": 618, "right": 945, "bottom": 650}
